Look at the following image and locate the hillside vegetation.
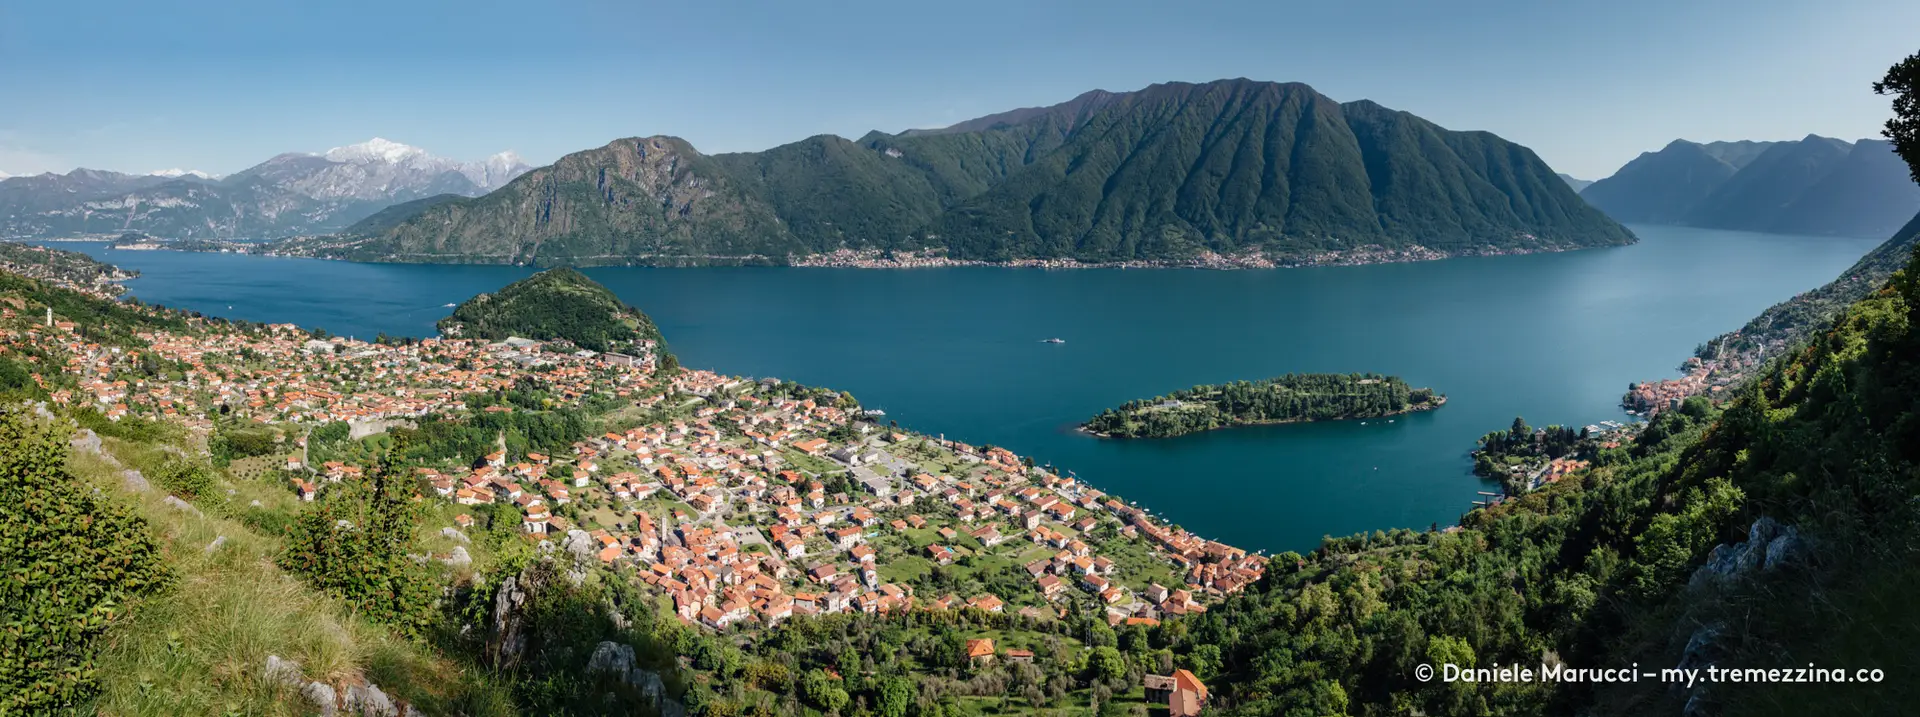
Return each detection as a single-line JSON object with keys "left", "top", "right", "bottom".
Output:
{"left": 293, "top": 79, "right": 1633, "bottom": 266}
{"left": 437, "top": 267, "right": 668, "bottom": 356}
{"left": 1083, "top": 373, "right": 1442, "bottom": 438}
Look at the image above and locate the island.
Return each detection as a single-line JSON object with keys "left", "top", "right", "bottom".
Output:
{"left": 437, "top": 267, "right": 670, "bottom": 360}
{"left": 1082, "top": 372, "right": 1445, "bottom": 438}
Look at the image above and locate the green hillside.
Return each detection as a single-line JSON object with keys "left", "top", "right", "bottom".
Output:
{"left": 301, "top": 79, "right": 1634, "bottom": 266}
{"left": 437, "top": 267, "right": 666, "bottom": 355}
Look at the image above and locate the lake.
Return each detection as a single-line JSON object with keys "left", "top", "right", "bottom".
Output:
{"left": 39, "top": 225, "right": 1883, "bottom": 553}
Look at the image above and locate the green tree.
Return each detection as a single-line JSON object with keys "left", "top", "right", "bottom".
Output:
{"left": 1875, "top": 50, "right": 1920, "bottom": 183}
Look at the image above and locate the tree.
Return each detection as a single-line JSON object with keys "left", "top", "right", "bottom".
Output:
{"left": 276, "top": 466, "right": 437, "bottom": 637}
{"left": 1875, "top": 50, "right": 1920, "bottom": 183}
{"left": 876, "top": 677, "right": 913, "bottom": 717}
{"left": 1087, "top": 645, "right": 1128, "bottom": 684}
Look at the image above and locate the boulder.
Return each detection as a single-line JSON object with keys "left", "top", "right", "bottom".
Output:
{"left": 205, "top": 535, "right": 228, "bottom": 553}
{"left": 302, "top": 682, "right": 339, "bottom": 717}
{"left": 344, "top": 683, "right": 396, "bottom": 717}
{"left": 588, "top": 641, "right": 637, "bottom": 676}
{"left": 443, "top": 546, "right": 472, "bottom": 569}
{"left": 122, "top": 469, "right": 149, "bottom": 492}
{"left": 1764, "top": 526, "right": 1808, "bottom": 570}
{"left": 263, "top": 654, "right": 304, "bottom": 687}
{"left": 441, "top": 526, "right": 470, "bottom": 543}
{"left": 163, "top": 495, "right": 203, "bottom": 517}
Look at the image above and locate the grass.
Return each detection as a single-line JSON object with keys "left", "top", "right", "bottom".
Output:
{"left": 70, "top": 436, "right": 517, "bottom": 716}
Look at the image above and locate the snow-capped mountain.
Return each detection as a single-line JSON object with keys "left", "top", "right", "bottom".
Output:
{"left": 243, "top": 137, "right": 530, "bottom": 203}
{"left": 149, "top": 168, "right": 217, "bottom": 179}
{"left": 0, "top": 138, "right": 533, "bottom": 240}
{"left": 0, "top": 170, "right": 11, "bottom": 180}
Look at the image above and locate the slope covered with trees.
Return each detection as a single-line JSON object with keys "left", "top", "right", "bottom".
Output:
{"left": 306, "top": 79, "right": 1634, "bottom": 266}
{"left": 437, "top": 267, "right": 667, "bottom": 356}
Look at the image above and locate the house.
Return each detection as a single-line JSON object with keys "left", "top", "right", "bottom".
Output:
{"left": 1005, "top": 649, "right": 1034, "bottom": 664}
{"left": 1145, "top": 669, "right": 1208, "bottom": 717}
{"left": 927, "top": 544, "right": 955, "bottom": 565}
{"left": 965, "top": 638, "right": 995, "bottom": 665}
{"left": 792, "top": 438, "right": 830, "bottom": 455}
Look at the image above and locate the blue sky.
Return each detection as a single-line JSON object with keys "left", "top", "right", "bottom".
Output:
{"left": 1, "top": 0, "right": 1915, "bottom": 180}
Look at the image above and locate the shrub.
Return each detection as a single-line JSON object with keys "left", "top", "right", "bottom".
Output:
{"left": 0, "top": 407, "right": 169, "bottom": 712}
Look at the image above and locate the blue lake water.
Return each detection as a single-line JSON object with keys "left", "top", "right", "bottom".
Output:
{"left": 39, "top": 225, "right": 1882, "bottom": 553}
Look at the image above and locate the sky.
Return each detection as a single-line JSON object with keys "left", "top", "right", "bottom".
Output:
{"left": 1, "top": 0, "right": 1916, "bottom": 180}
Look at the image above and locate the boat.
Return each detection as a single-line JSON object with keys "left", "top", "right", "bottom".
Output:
{"left": 443, "top": 302, "right": 457, "bottom": 307}
{"left": 1041, "top": 338, "right": 1065, "bottom": 344}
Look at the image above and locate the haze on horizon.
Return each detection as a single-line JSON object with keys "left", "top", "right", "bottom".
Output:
{"left": 1, "top": 0, "right": 1914, "bottom": 181}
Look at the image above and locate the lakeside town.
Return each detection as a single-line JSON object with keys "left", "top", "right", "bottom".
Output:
{"left": 0, "top": 266, "right": 1267, "bottom": 635}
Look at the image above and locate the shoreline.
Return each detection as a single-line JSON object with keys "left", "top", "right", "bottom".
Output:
{"left": 20, "top": 236, "right": 1628, "bottom": 271}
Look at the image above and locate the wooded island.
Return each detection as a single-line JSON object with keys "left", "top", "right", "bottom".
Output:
{"left": 1083, "top": 373, "right": 1445, "bottom": 438}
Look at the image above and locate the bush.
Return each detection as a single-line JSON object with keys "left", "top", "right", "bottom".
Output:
{"left": 151, "top": 457, "right": 216, "bottom": 501}
{"left": 0, "top": 407, "right": 169, "bottom": 711}
{"left": 277, "top": 470, "right": 437, "bottom": 637}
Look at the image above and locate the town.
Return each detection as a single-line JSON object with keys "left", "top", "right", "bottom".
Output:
{"left": 0, "top": 292, "right": 1266, "bottom": 640}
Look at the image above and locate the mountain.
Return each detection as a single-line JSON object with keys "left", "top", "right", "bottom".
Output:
{"left": 0, "top": 139, "right": 532, "bottom": 240}
{"left": 1684, "top": 135, "right": 1853, "bottom": 230}
{"left": 148, "top": 169, "right": 217, "bottom": 180}
{"left": 1769, "top": 139, "right": 1920, "bottom": 237}
{"left": 1578, "top": 140, "right": 1746, "bottom": 223}
{"left": 1581, "top": 135, "right": 1920, "bottom": 236}
{"left": 437, "top": 267, "right": 667, "bottom": 355}
{"left": 1557, "top": 173, "right": 1593, "bottom": 192}
{"left": 316, "top": 79, "right": 1633, "bottom": 266}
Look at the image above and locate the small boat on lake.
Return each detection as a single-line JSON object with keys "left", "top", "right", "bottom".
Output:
{"left": 1041, "top": 338, "right": 1065, "bottom": 344}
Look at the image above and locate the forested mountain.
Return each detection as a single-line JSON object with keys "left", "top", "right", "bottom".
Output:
{"left": 1557, "top": 173, "right": 1593, "bottom": 192}
{"left": 1578, "top": 140, "right": 1751, "bottom": 223}
{"left": 1581, "top": 135, "right": 1920, "bottom": 237}
{"left": 307, "top": 79, "right": 1634, "bottom": 266}
{"left": 1699, "top": 208, "right": 1920, "bottom": 362}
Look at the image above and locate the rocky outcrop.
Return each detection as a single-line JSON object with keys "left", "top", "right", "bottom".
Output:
{"left": 1687, "top": 516, "right": 1811, "bottom": 592}
{"left": 263, "top": 654, "right": 418, "bottom": 717}
{"left": 588, "top": 641, "right": 684, "bottom": 717}
{"left": 488, "top": 573, "right": 532, "bottom": 670}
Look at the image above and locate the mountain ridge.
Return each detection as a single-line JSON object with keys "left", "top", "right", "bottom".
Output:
{"left": 0, "top": 139, "right": 533, "bottom": 240}
{"left": 1581, "top": 135, "right": 1920, "bottom": 236}
{"left": 297, "top": 78, "right": 1634, "bottom": 266}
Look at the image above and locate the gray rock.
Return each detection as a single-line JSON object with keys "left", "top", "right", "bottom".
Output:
{"left": 491, "top": 574, "right": 531, "bottom": 670}
{"left": 69, "top": 429, "right": 102, "bottom": 456}
{"left": 588, "top": 641, "right": 637, "bottom": 676}
{"left": 1746, "top": 516, "right": 1781, "bottom": 546}
{"left": 443, "top": 546, "right": 472, "bottom": 569}
{"left": 122, "top": 469, "right": 149, "bottom": 492}
{"left": 302, "top": 681, "right": 339, "bottom": 717}
{"left": 562, "top": 529, "right": 596, "bottom": 561}
{"left": 163, "top": 495, "right": 203, "bottom": 517}
{"left": 264, "top": 654, "right": 304, "bottom": 687}
{"left": 1764, "top": 526, "right": 1808, "bottom": 570}
{"left": 205, "top": 535, "right": 228, "bottom": 553}
{"left": 441, "top": 526, "right": 470, "bottom": 543}
{"left": 345, "top": 683, "right": 396, "bottom": 717}
{"left": 251, "top": 499, "right": 264, "bottom": 508}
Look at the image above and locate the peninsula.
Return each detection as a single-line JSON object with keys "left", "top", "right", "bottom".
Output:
{"left": 1083, "top": 373, "right": 1445, "bottom": 438}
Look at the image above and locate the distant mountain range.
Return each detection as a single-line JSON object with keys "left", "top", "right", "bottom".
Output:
{"left": 0, "top": 139, "right": 531, "bottom": 240}
{"left": 1580, "top": 136, "right": 1920, "bottom": 238}
{"left": 288, "top": 79, "right": 1633, "bottom": 266}
{"left": 1557, "top": 174, "right": 1593, "bottom": 193}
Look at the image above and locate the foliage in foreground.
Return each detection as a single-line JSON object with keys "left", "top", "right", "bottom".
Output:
{"left": 0, "top": 408, "right": 169, "bottom": 713}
